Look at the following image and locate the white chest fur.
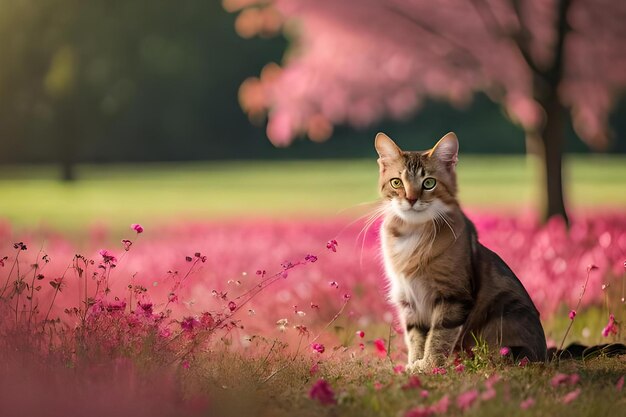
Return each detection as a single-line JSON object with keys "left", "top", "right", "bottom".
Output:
{"left": 380, "top": 221, "right": 437, "bottom": 324}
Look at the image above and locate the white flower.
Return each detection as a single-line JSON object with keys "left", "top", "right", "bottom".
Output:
{"left": 276, "top": 318, "right": 289, "bottom": 332}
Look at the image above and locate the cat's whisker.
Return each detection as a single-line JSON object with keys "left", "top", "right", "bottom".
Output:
{"left": 436, "top": 209, "right": 457, "bottom": 241}
{"left": 357, "top": 205, "right": 387, "bottom": 267}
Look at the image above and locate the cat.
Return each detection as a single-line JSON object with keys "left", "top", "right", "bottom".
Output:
{"left": 375, "top": 132, "right": 547, "bottom": 373}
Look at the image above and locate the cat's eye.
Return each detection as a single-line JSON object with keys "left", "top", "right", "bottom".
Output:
{"left": 389, "top": 178, "right": 403, "bottom": 189}
{"left": 422, "top": 178, "right": 436, "bottom": 190}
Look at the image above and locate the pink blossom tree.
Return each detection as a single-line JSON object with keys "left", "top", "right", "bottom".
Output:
{"left": 225, "top": 0, "right": 626, "bottom": 223}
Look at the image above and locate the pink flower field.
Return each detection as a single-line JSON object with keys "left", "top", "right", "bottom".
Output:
{"left": 1, "top": 212, "right": 625, "bottom": 417}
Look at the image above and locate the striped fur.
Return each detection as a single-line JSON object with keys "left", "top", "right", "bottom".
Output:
{"left": 375, "top": 132, "right": 547, "bottom": 372}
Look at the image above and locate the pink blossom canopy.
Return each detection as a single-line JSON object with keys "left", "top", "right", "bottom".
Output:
{"left": 226, "top": 0, "right": 626, "bottom": 148}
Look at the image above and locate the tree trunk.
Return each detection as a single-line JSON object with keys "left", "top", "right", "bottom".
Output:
{"left": 532, "top": 93, "right": 569, "bottom": 225}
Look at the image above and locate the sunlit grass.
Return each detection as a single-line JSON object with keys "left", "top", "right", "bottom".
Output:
{"left": 0, "top": 155, "right": 624, "bottom": 231}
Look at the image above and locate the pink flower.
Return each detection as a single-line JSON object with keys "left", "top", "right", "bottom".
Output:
{"left": 401, "top": 375, "right": 422, "bottom": 390}
{"left": 568, "top": 310, "right": 576, "bottom": 320}
{"left": 454, "top": 363, "right": 465, "bottom": 373}
{"left": 430, "top": 395, "right": 450, "bottom": 413}
{"left": 181, "top": 360, "right": 190, "bottom": 369}
{"left": 309, "top": 379, "right": 336, "bottom": 405}
{"left": 373, "top": 338, "right": 387, "bottom": 357}
{"left": 356, "top": 330, "right": 365, "bottom": 338}
{"left": 393, "top": 364, "right": 405, "bottom": 374}
{"left": 181, "top": 316, "right": 199, "bottom": 332}
{"left": 432, "top": 367, "right": 447, "bottom": 375}
{"left": 520, "top": 397, "right": 535, "bottom": 410}
{"left": 561, "top": 388, "right": 581, "bottom": 404}
{"left": 568, "top": 373, "right": 580, "bottom": 385}
{"left": 456, "top": 389, "right": 479, "bottom": 411}
{"left": 309, "top": 362, "right": 319, "bottom": 375}
{"left": 131, "top": 223, "right": 144, "bottom": 233}
{"left": 481, "top": 388, "right": 496, "bottom": 401}
{"left": 159, "top": 327, "right": 172, "bottom": 338}
{"left": 518, "top": 357, "right": 530, "bottom": 367}
{"left": 617, "top": 376, "right": 624, "bottom": 391}
{"left": 485, "top": 374, "right": 501, "bottom": 389}
{"left": 373, "top": 381, "right": 385, "bottom": 390}
{"left": 602, "top": 314, "right": 618, "bottom": 337}
{"left": 420, "top": 390, "right": 429, "bottom": 398}
{"left": 98, "top": 249, "right": 117, "bottom": 264}
{"left": 499, "top": 347, "right": 510, "bottom": 356}
{"left": 326, "top": 239, "right": 338, "bottom": 252}
{"left": 359, "top": 342, "right": 365, "bottom": 350}
{"left": 311, "top": 343, "right": 325, "bottom": 354}
{"left": 551, "top": 373, "right": 570, "bottom": 387}
{"left": 121, "top": 239, "right": 132, "bottom": 251}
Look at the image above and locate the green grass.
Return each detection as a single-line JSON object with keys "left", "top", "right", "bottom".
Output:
{"left": 0, "top": 155, "right": 625, "bottom": 231}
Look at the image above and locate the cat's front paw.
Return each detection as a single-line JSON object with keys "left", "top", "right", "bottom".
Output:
{"left": 405, "top": 359, "right": 429, "bottom": 374}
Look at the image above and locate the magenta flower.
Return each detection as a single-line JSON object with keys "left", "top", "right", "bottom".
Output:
{"left": 568, "top": 310, "right": 576, "bottom": 320}
{"left": 131, "top": 223, "right": 144, "bottom": 233}
{"left": 551, "top": 373, "right": 570, "bottom": 387}
{"left": 430, "top": 395, "right": 450, "bottom": 413}
{"left": 432, "top": 367, "right": 447, "bottom": 375}
{"left": 121, "top": 239, "right": 132, "bottom": 251}
{"left": 311, "top": 343, "right": 325, "bottom": 354}
{"left": 137, "top": 300, "right": 153, "bottom": 317}
{"left": 393, "top": 364, "right": 404, "bottom": 374}
{"left": 561, "top": 388, "right": 581, "bottom": 404}
{"left": 520, "top": 398, "right": 535, "bottom": 410}
{"left": 180, "top": 316, "right": 199, "bottom": 332}
{"left": 454, "top": 363, "right": 466, "bottom": 373}
{"left": 326, "top": 239, "right": 338, "bottom": 252}
{"left": 356, "top": 330, "right": 365, "bottom": 338}
{"left": 481, "top": 388, "right": 496, "bottom": 401}
{"left": 401, "top": 375, "right": 422, "bottom": 390}
{"left": 456, "top": 389, "right": 479, "bottom": 411}
{"left": 308, "top": 379, "right": 336, "bottom": 405}
{"left": 602, "top": 314, "right": 618, "bottom": 337}
{"left": 98, "top": 249, "right": 117, "bottom": 264}
{"left": 373, "top": 338, "right": 387, "bottom": 357}
{"left": 309, "top": 362, "right": 319, "bottom": 375}
{"left": 500, "top": 346, "right": 510, "bottom": 356}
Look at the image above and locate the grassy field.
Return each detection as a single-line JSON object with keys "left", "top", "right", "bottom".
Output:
{"left": 0, "top": 155, "right": 625, "bottom": 231}
{"left": 1, "top": 156, "right": 624, "bottom": 416}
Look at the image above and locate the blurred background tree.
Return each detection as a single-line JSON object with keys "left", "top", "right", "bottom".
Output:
{"left": 0, "top": 0, "right": 624, "bottom": 213}
{"left": 227, "top": 0, "right": 626, "bottom": 223}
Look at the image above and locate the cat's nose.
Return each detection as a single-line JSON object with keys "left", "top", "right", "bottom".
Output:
{"left": 406, "top": 198, "right": 417, "bottom": 206}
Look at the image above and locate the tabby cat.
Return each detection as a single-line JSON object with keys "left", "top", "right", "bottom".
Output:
{"left": 375, "top": 132, "right": 547, "bottom": 373}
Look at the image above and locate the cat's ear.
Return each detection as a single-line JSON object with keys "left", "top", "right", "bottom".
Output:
{"left": 429, "top": 132, "right": 459, "bottom": 170}
{"left": 375, "top": 133, "right": 402, "bottom": 174}
{"left": 375, "top": 133, "right": 402, "bottom": 159}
